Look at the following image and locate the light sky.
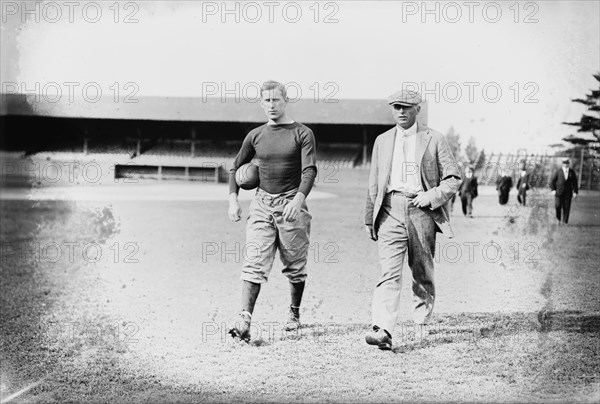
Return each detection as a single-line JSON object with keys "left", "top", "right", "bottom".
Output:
{"left": 7, "top": 0, "right": 600, "bottom": 153}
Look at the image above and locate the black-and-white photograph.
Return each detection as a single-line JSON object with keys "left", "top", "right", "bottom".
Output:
{"left": 1, "top": 1, "right": 599, "bottom": 402}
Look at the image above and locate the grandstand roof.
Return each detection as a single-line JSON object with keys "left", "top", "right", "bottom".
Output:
{"left": 2, "top": 95, "right": 427, "bottom": 125}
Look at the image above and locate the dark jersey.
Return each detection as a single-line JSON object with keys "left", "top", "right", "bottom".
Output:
{"left": 229, "top": 122, "right": 317, "bottom": 195}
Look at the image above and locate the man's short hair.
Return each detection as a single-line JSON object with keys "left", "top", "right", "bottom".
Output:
{"left": 261, "top": 80, "right": 288, "bottom": 101}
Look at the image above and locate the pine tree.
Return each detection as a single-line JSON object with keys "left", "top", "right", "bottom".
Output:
{"left": 465, "top": 137, "right": 479, "bottom": 164}
{"left": 475, "top": 149, "right": 486, "bottom": 170}
{"left": 562, "top": 73, "right": 600, "bottom": 151}
{"left": 445, "top": 126, "right": 461, "bottom": 162}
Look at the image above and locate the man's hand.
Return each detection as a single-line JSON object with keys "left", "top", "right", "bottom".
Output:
{"left": 365, "top": 225, "right": 377, "bottom": 241}
{"left": 412, "top": 191, "right": 432, "bottom": 208}
{"left": 282, "top": 192, "right": 306, "bottom": 222}
{"left": 228, "top": 193, "right": 242, "bottom": 222}
{"left": 551, "top": 190, "right": 556, "bottom": 196}
{"left": 573, "top": 193, "right": 578, "bottom": 200}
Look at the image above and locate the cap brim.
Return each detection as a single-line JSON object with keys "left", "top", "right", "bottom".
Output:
{"left": 389, "top": 101, "right": 417, "bottom": 106}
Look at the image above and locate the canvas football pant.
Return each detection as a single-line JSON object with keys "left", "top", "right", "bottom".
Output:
{"left": 372, "top": 192, "right": 437, "bottom": 334}
{"left": 241, "top": 188, "right": 311, "bottom": 284}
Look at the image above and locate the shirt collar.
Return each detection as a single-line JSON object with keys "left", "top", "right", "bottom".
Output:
{"left": 396, "top": 121, "right": 417, "bottom": 138}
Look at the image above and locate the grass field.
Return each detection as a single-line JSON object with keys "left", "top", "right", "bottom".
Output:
{"left": 1, "top": 168, "right": 599, "bottom": 403}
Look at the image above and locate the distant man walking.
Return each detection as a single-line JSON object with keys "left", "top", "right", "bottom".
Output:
{"left": 550, "top": 158, "right": 578, "bottom": 225}
{"left": 516, "top": 166, "right": 531, "bottom": 206}
{"left": 227, "top": 81, "right": 317, "bottom": 342}
{"left": 364, "top": 90, "right": 461, "bottom": 350}
{"left": 459, "top": 165, "right": 478, "bottom": 217}
{"left": 496, "top": 169, "right": 513, "bottom": 205}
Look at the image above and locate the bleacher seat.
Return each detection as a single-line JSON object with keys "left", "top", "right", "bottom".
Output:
{"left": 317, "top": 144, "right": 361, "bottom": 169}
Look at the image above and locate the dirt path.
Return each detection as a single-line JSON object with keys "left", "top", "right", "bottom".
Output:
{"left": 1, "top": 170, "right": 598, "bottom": 402}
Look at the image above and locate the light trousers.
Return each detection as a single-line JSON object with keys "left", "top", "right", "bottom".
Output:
{"left": 372, "top": 192, "right": 437, "bottom": 333}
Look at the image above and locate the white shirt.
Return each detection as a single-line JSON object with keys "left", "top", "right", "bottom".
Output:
{"left": 563, "top": 167, "right": 569, "bottom": 179}
{"left": 387, "top": 122, "right": 422, "bottom": 193}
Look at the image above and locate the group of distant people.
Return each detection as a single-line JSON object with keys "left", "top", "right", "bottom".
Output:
{"left": 449, "top": 158, "right": 579, "bottom": 225}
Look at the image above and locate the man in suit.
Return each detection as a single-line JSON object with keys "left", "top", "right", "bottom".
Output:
{"left": 550, "top": 158, "right": 578, "bottom": 225}
{"left": 516, "top": 166, "right": 530, "bottom": 206}
{"left": 496, "top": 169, "right": 513, "bottom": 205}
{"left": 364, "top": 90, "right": 461, "bottom": 350}
{"left": 459, "top": 165, "right": 478, "bottom": 217}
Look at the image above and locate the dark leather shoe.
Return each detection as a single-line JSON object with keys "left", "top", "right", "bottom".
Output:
{"left": 283, "top": 306, "right": 301, "bottom": 332}
{"left": 365, "top": 326, "right": 392, "bottom": 350}
{"left": 228, "top": 312, "right": 251, "bottom": 343}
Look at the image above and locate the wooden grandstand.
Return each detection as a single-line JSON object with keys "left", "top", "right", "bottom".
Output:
{"left": 3, "top": 94, "right": 597, "bottom": 189}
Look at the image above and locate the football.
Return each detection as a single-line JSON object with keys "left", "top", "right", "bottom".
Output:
{"left": 235, "top": 163, "right": 260, "bottom": 190}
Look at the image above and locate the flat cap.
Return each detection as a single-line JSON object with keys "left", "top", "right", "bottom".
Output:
{"left": 562, "top": 158, "right": 570, "bottom": 164}
{"left": 387, "top": 89, "right": 422, "bottom": 106}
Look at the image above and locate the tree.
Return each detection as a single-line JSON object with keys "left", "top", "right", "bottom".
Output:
{"left": 475, "top": 149, "right": 486, "bottom": 170}
{"left": 465, "top": 136, "right": 479, "bottom": 164}
{"left": 445, "top": 126, "right": 461, "bottom": 162}
{"left": 562, "top": 73, "right": 600, "bottom": 151}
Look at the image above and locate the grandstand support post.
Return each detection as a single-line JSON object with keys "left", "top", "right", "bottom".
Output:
{"left": 362, "top": 127, "right": 367, "bottom": 167}
{"left": 136, "top": 128, "right": 142, "bottom": 157}
{"left": 83, "top": 137, "right": 88, "bottom": 155}
{"left": 191, "top": 128, "right": 196, "bottom": 157}
{"left": 578, "top": 147, "right": 584, "bottom": 189}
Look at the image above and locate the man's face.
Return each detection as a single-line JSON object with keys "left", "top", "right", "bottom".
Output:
{"left": 562, "top": 162, "right": 569, "bottom": 170}
{"left": 391, "top": 103, "right": 420, "bottom": 129}
{"left": 260, "top": 88, "right": 287, "bottom": 122}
